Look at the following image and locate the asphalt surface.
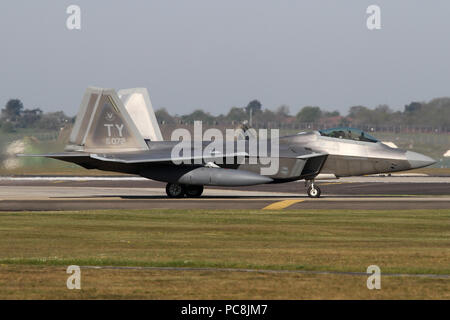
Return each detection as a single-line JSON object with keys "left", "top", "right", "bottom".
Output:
{"left": 0, "top": 175, "right": 449, "bottom": 193}
{"left": 0, "top": 176, "right": 449, "bottom": 211}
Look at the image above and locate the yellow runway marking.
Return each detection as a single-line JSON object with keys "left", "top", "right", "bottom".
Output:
{"left": 262, "top": 199, "right": 304, "bottom": 210}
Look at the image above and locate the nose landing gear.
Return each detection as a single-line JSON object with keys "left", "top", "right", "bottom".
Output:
{"left": 306, "top": 180, "right": 321, "bottom": 198}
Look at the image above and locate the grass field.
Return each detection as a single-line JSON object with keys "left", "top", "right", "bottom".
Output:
{"left": 0, "top": 209, "right": 449, "bottom": 299}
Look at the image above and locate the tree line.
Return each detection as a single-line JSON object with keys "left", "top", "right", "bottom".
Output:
{"left": 0, "top": 99, "right": 73, "bottom": 132}
{"left": 1, "top": 96, "right": 449, "bottom": 133}
{"left": 156, "top": 98, "right": 450, "bottom": 131}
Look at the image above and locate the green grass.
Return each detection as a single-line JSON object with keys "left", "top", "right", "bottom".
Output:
{"left": 0, "top": 209, "right": 449, "bottom": 274}
{"left": 0, "top": 208, "right": 449, "bottom": 299}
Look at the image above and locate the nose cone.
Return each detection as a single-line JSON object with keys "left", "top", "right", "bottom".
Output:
{"left": 406, "top": 151, "right": 436, "bottom": 169}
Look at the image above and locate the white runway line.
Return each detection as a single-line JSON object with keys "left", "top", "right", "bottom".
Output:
{"left": 0, "top": 185, "right": 448, "bottom": 201}
{"left": 0, "top": 176, "right": 148, "bottom": 181}
{"left": 316, "top": 176, "right": 450, "bottom": 183}
{"left": 0, "top": 186, "right": 300, "bottom": 199}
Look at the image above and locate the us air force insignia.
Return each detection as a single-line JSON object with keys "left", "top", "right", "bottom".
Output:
{"left": 105, "top": 111, "right": 115, "bottom": 122}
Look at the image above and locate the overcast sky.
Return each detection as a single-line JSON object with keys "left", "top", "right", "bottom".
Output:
{"left": 0, "top": 1, "right": 449, "bottom": 116}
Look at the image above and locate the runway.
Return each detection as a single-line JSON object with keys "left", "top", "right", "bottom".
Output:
{"left": 0, "top": 176, "right": 449, "bottom": 211}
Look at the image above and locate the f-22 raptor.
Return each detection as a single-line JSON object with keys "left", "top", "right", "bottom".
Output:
{"left": 21, "top": 87, "right": 436, "bottom": 198}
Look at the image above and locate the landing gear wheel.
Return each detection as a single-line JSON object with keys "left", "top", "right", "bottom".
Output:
{"left": 166, "top": 183, "right": 185, "bottom": 198}
{"left": 185, "top": 185, "right": 204, "bottom": 198}
{"left": 307, "top": 185, "right": 321, "bottom": 198}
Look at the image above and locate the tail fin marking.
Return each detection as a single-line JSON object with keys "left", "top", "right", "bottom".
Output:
{"left": 68, "top": 87, "right": 148, "bottom": 152}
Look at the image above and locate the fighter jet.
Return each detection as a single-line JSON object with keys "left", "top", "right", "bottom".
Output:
{"left": 20, "top": 87, "right": 436, "bottom": 198}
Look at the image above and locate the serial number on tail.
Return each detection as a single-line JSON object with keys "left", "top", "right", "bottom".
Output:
{"left": 105, "top": 137, "right": 127, "bottom": 145}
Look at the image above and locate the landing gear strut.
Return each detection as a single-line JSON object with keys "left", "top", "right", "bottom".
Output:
{"left": 306, "top": 180, "right": 321, "bottom": 198}
{"left": 165, "top": 183, "right": 204, "bottom": 198}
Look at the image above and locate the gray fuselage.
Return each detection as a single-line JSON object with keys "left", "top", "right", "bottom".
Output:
{"left": 67, "top": 131, "right": 435, "bottom": 187}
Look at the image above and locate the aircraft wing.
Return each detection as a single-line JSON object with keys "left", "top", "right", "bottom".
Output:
{"left": 18, "top": 148, "right": 326, "bottom": 163}
{"left": 18, "top": 147, "right": 327, "bottom": 170}
{"left": 89, "top": 151, "right": 249, "bottom": 164}
{"left": 18, "top": 150, "right": 249, "bottom": 165}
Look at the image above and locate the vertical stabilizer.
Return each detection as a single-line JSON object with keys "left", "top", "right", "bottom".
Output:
{"left": 118, "top": 88, "right": 163, "bottom": 142}
{"left": 67, "top": 87, "right": 148, "bottom": 152}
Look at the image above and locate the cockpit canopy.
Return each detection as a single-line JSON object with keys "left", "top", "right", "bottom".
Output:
{"left": 319, "top": 127, "right": 379, "bottom": 143}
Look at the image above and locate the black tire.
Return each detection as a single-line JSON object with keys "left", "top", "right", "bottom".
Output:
{"left": 185, "top": 185, "right": 204, "bottom": 198}
{"left": 166, "top": 183, "right": 185, "bottom": 198}
{"left": 307, "top": 185, "right": 321, "bottom": 198}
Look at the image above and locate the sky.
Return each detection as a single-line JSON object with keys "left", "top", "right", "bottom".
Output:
{"left": 0, "top": 1, "right": 449, "bottom": 116}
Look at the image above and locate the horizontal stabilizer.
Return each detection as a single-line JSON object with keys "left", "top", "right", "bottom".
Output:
{"left": 17, "top": 153, "right": 88, "bottom": 159}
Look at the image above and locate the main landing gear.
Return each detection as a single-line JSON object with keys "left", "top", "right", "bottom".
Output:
{"left": 306, "top": 180, "right": 321, "bottom": 198}
{"left": 165, "top": 183, "right": 204, "bottom": 198}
